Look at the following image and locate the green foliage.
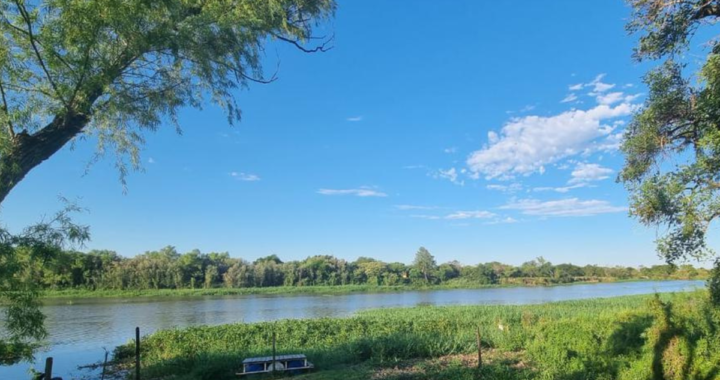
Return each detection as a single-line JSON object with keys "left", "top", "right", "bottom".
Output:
{"left": 0, "top": 204, "right": 89, "bottom": 364}
{"left": 709, "top": 258, "right": 720, "bottom": 306}
{"left": 21, "top": 246, "right": 709, "bottom": 296}
{"left": 113, "top": 291, "right": 720, "bottom": 380}
{"left": 413, "top": 247, "right": 436, "bottom": 284}
{"left": 0, "top": 0, "right": 335, "bottom": 195}
{"left": 622, "top": 2, "right": 720, "bottom": 266}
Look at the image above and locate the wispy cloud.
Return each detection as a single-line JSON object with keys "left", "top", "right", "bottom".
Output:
{"left": 532, "top": 184, "right": 587, "bottom": 193}
{"left": 560, "top": 93, "right": 578, "bottom": 103}
{"left": 431, "top": 168, "right": 464, "bottom": 185}
{"left": 484, "top": 217, "right": 519, "bottom": 225}
{"left": 568, "top": 162, "right": 613, "bottom": 184}
{"left": 346, "top": 116, "right": 363, "bottom": 122}
{"left": 318, "top": 187, "right": 387, "bottom": 197}
{"left": 444, "top": 147, "right": 458, "bottom": 154}
{"left": 445, "top": 210, "right": 496, "bottom": 220}
{"left": 501, "top": 198, "right": 626, "bottom": 217}
{"left": 486, "top": 183, "right": 523, "bottom": 193}
{"left": 148, "top": 157, "right": 156, "bottom": 164}
{"left": 230, "top": 172, "right": 261, "bottom": 181}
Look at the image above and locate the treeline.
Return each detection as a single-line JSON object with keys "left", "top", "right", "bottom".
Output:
{"left": 17, "top": 246, "right": 709, "bottom": 291}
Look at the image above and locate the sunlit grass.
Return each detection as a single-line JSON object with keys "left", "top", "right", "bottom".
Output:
{"left": 113, "top": 291, "right": 720, "bottom": 380}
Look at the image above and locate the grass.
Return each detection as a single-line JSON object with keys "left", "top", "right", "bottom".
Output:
{"left": 39, "top": 277, "right": 698, "bottom": 300}
{"left": 112, "top": 290, "right": 720, "bottom": 380}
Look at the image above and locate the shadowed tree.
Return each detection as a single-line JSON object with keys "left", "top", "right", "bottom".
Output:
{"left": 0, "top": 205, "right": 89, "bottom": 364}
{"left": 622, "top": 0, "right": 720, "bottom": 303}
{"left": 0, "top": 0, "right": 335, "bottom": 203}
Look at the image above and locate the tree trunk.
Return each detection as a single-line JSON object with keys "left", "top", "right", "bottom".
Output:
{"left": 0, "top": 112, "right": 89, "bottom": 205}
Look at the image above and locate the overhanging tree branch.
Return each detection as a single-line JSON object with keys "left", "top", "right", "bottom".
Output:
{"left": 13, "top": 0, "right": 68, "bottom": 109}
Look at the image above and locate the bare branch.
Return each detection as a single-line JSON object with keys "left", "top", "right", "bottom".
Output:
{"left": 272, "top": 33, "right": 335, "bottom": 53}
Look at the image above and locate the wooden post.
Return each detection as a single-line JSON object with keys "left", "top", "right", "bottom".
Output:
{"left": 44, "top": 357, "right": 53, "bottom": 380}
{"left": 135, "top": 327, "right": 141, "bottom": 380}
{"left": 476, "top": 327, "right": 482, "bottom": 370}
{"left": 271, "top": 330, "right": 277, "bottom": 374}
{"left": 101, "top": 349, "right": 109, "bottom": 380}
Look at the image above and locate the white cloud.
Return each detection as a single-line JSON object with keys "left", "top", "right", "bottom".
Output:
{"left": 395, "top": 205, "right": 438, "bottom": 210}
{"left": 148, "top": 157, "right": 155, "bottom": 164}
{"left": 444, "top": 147, "right": 458, "bottom": 154}
{"left": 486, "top": 183, "right": 523, "bottom": 193}
{"left": 569, "top": 162, "right": 613, "bottom": 184}
{"left": 587, "top": 74, "right": 615, "bottom": 94}
{"left": 230, "top": 172, "right": 261, "bottom": 181}
{"left": 596, "top": 92, "right": 624, "bottom": 105}
{"left": 533, "top": 183, "right": 587, "bottom": 193}
{"left": 467, "top": 103, "right": 635, "bottom": 180}
{"left": 432, "top": 167, "right": 464, "bottom": 185}
{"left": 445, "top": 210, "right": 496, "bottom": 220}
{"left": 568, "top": 74, "right": 616, "bottom": 96}
{"left": 500, "top": 198, "right": 626, "bottom": 217}
{"left": 317, "top": 187, "right": 387, "bottom": 197}
{"left": 561, "top": 93, "right": 578, "bottom": 103}
{"left": 485, "top": 216, "right": 518, "bottom": 225}
{"left": 410, "top": 214, "right": 441, "bottom": 220}
{"left": 519, "top": 105, "right": 536, "bottom": 113}
{"left": 346, "top": 116, "right": 363, "bottom": 122}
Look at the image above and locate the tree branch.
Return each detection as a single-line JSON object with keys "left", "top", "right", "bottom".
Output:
{"left": 692, "top": 1, "right": 720, "bottom": 20}
{"left": 13, "top": 0, "right": 68, "bottom": 108}
{"left": 0, "top": 82, "right": 14, "bottom": 138}
{"left": 271, "top": 33, "right": 334, "bottom": 53}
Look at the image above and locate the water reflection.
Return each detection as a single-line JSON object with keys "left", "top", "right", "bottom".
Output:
{"left": 0, "top": 280, "right": 705, "bottom": 380}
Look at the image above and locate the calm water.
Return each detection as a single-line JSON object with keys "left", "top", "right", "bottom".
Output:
{"left": 0, "top": 280, "right": 705, "bottom": 379}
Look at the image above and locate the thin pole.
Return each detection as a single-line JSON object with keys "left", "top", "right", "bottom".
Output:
{"left": 44, "top": 357, "right": 53, "bottom": 380}
{"left": 476, "top": 326, "right": 482, "bottom": 370}
{"left": 135, "top": 327, "right": 141, "bottom": 380}
{"left": 272, "top": 330, "right": 277, "bottom": 373}
{"left": 101, "top": 350, "right": 109, "bottom": 380}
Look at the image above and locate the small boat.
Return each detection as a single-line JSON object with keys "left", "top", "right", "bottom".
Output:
{"left": 237, "top": 354, "right": 314, "bottom": 376}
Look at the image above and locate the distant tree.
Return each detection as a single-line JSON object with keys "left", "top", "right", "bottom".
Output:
{"left": 623, "top": 0, "right": 720, "bottom": 303}
{"left": 413, "top": 247, "right": 436, "bottom": 284}
{"left": 254, "top": 254, "right": 283, "bottom": 265}
{"left": 0, "top": 0, "right": 335, "bottom": 204}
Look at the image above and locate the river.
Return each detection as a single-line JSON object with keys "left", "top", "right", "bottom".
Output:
{"left": 0, "top": 280, "right": 705, "bottom": 379}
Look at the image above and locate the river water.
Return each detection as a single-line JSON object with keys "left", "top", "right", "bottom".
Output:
{"left": 0, "top": 280, "right": 705, "bottom": 379}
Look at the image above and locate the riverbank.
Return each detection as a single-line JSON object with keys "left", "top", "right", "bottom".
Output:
{"left": 113, "top": 290, "right": 720, "bottom": 380}
{"left": 39, "top": 276, "right": 706, "bottom": 300}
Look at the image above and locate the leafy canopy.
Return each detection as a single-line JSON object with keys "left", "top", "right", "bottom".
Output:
{"left": 0, "top": 0, "right": 334, "bottom": 186}
{"left": 622, "top": 1, "right": 720, "bottom": 263}
{"left": 0, "top": 204, "right": 89, "bottom": 364}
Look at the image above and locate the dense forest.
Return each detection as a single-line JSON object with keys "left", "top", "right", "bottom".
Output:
{"left": 18, "top": 246, "right": 709, "bottom": 291}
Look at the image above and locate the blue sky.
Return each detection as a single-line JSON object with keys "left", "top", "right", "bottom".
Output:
{"left": 2, "top": 1, "right": 715, "bottom": 266}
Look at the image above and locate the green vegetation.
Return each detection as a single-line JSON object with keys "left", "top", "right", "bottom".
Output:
{"left": 0, "top": 205, "right": 89, "bottom": 365}
{"left": 12, "top": 245, "right": 708, "bottom": 298}
{"left": 0, "top": 0, "right": 335, "bottom": 204}
{"left": 622, "top": 0, "right": 720, "bottom": 301}
{"left": 114, "top": 291, "right": 720, "bottom": 380}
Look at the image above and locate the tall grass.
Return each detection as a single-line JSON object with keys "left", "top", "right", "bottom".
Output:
{"left": 114, "top": 291, "right": 720, "bottom": 380}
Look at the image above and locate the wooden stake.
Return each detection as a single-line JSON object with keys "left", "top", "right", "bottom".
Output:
{"left": 272, "top": 330, "right": 277, "bottom": 374}
{"left": 44, "top": 357, "right": 53, "bottom": 380}
{"left": 101, "top": 349, "right": 109, "bottom": 380}
{"left": 136, "top": 327, "right": 141, "bottom": 380}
